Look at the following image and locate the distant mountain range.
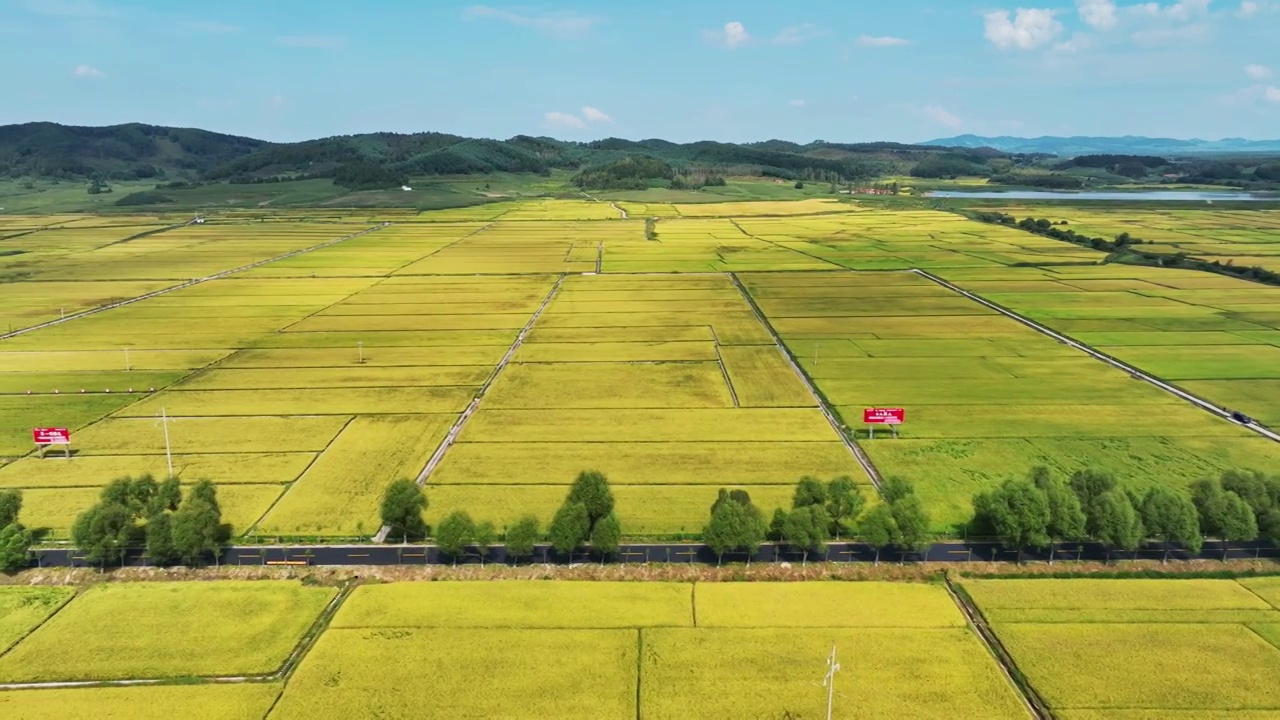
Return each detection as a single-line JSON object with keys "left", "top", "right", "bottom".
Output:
{"left": 924, "top": 135, "right": 1280, "bottom": 156}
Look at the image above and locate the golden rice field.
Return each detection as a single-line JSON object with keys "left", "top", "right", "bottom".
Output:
{"left": 2, "top": 200, "right": 1280, "bottom": 539}
{"left": 962, "top": 577, "right": 1280, "bottom": 716}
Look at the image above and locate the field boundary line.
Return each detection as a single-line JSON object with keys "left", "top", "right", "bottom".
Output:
{"left": 728, "top": 272, "right": 884, "bottom": 491}
{"left": 727, "top": 218, "right": 847, "bottom": 270}
{"left": 373, "top": 275, "right": 567, "bottom": 542}
{"left": 943, "top": 575, "right": 1052, "bottom": 720}
{"left": 634, "top": 628, "right": 644, "bottom": 720}
{"left": 244, "top": 416, "right": 358, "bottom": 537}
{"left": 383, "top": 221, "right": 497, "bottom": 275}
{"left": 913, "top": 268, "right": 1280, "bottom": 445}
{"left": 712, "top": 343, "right": 740, "bottom": 408}
{"left": 0, "top": 222, "right": 393, "bottom": 341}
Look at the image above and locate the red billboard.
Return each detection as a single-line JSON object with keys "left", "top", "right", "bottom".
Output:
{"left": 862, "top": 408, "right": 905, "bottom": 425}
{"left": 32, "top": 427, "right": 71, "bottom": 445}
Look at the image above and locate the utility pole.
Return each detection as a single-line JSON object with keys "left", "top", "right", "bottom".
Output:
{"left": 124, "top": 348, "right": 131, "bottom": 371}
{"left": 823, "top": 644, "right": 841, "bottom": 720}
{"left": 357, "top": 341, "right": 365, "bottom": 364}
{"left": 157, "top": 407, "right": 174, "bottom": 478}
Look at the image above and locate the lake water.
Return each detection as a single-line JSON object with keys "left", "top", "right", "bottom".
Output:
{"left": 927, "top": 190, "right": 1279, "bottom": 202}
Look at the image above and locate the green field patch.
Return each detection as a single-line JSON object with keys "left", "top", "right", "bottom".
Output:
{"left": 994, "top": 623, "right": 1280, "bottom": 712}
{"left": 642, "top": 627, "right": 1026, "bottom": 720}
{"left": 320, "top": 301, "right": 541, "bottom": 315}
{"left": 695, "top": 582, "right": 965, "bottom": 628}
{"left": 801, "top": 356, "right": 1017, "bottom": 381}
{"left": 0, "top": 371, "right": 184, "bottom": 396}
{"left": 273, "top": 628, "right": 637, "bottom": 719}
{"left": 548, "top": 299, "right": 748, "bottom": 314}
{"left": 424, "top": 483, "right": 797, "bottom": 535}
{"left": 221, "top": 345, "right": 506, "bottom": 368}
{"left": 0, "top": 394, "right": 143, "bottom": 457}
{"left": 0, "top": 349, "right": 231, "bottom": 373}
{"left": 18, "top": 483, "right": 283, "bottom": 538}
{"left": 852, "top": 338, "right": 1021, "bottom": 357}
{"left": 0, "top": 581, "right": 334, "bottom": 682}
{"left": 286, "top": 313, "right": 533, "bottom": 332}
{"left": 254, "top": 414, "right": 454, "bottom": 536}
{"left": 555, "top": 288, "right": 742, "bottom": 302}
{"left": 334, "top": 582, "right": 693, "bottom": 629}
{"left": 247, "top": 329, "right": 518, "bottom": 349}
{"left": 459, "top": 408, "right": 839, "bottom": 442}
{"left": 718, "top": 345, "right": 814, "bottom": 407}
{"left": 0, "top": 452, "right": 316, "bottom": 488}
{"left": 818, "top": 376, "right": 1170, "bottom": 406}
{"left": 432, "top": 441, "right": 863, "bottom": 486}
{"left": 524, "top": 325, "right": 715, "bottom": 343}
{"left": 755, "top": 296, "right": 988, "bottom": 318}
{"left": 514, "top": 341, "right": 717, "bottom": 363}
{"left": 484, "top": 362, "right": 734, "bottom": 409}
{"left": 773, "top": 315, "right": 1037, "bottom": 338}
{"left": 175, "top": 366, "right": 492, "bottom": 390}
{"left": 846, "top": 404, "right": 1246, "bottom": 439}
{"left": 964, "top": 579, "right": 1273, "bottom": 614}
{"left": 1240, "top": 577, "right": 1280, "bottom": 610}
{"left": 0, "top": 587, "right": 75, "bottom": 653}
{"left": 0, "top": 684, "right": 284, "bottom": 720}
{"left": 1100, "top": 344, "right": 1280, "bottom": 380}
{"left": 119, "top": 387, "right": 475, "bottom": 416}
{"left": 73, "top": 415, "right": 349, "bottom": 454}
{"left": 1072, "top": 331, "right": 1265, "bottom": 346}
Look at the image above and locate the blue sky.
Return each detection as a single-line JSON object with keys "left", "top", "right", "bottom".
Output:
{"left": 1, "top": 0, "right": 1277, "bottom": 143}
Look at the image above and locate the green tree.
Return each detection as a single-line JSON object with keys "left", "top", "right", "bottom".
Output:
{"left": 1219, "top": 492, "right": 1259, "bottom": 559}
{"left": 704, "top": 490, "right": 767, "bottom": 564}
{"left": 1220, "top": 469, "right": 1274, "bottom": 518}
{"left": 1034, "top": 469, "right": 1086, "bottom": 562}
{"left": 826, "top": 476, "right": 865, "bottom": 539}
{"left": 151, "top": 476, "right": 182, "bottom": 515}
{"left": 145, "top": 512, "right": 179, "bottom": 566}
{"left": 380, "top": 479, "right": 427, "bottom": 542}
{"left": 792, "top": 477, "right": 827, "bottom": 509}
{"left": 171, "top": 497, "right": 221, "bottom": 566}
{"left": 590, "top": 512, "right": 621, "bottom": 563}
{"left": 880, "top": 476, "right": 915, "bottom": 504}
{"left": 0, "top": 523, "right": 33, "bottom": 573}
{"left": 1070, "top": 468, "right": 1118, "bottom": 536}
{"left": 505, "top": 515, "right": 541, "bottom": 564}
{"left": 1261, "top": 509, "right": 1280, "bottom": 547}
{"left": 72, "top": 502, "right": 134, "bottom": 567}
{"left": 566, "top": 470, "right": 614, "bottom": 528}
{"left": 473, "top": 521, "right": 496, "bottom": 565}
{"left": 0, "top": 489, "right": 21, "bottom": 528}
{"left": 859, "top": 504, "right": 900, "bottom": 565}
{"left": 549, "top": 502, "right": 590, "bottom": 556}
{"left": 435, "top": 511, "right": 475, "bottom": 564}
{"left": 1190, "top": 478, "right": 1228, "bottom": 537}
{"left": 1093, "top": 489, "right": 1143, "bottom": 562}
{"left": 974, "top": 479, "right": 1050, "bottom": 563}
{"left": 782, "top": 505, "right": 831, "bottom": 564}
{"left": 889, "top": 494, "right": 931, "bottom": 560}
{"left": 1140, "top": 487, "right": 1203, "bottom": 562}
{"left": 769, "top": 508, "right": 788, "bottom": 542}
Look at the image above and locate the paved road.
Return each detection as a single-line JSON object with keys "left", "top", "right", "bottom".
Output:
{"left": 29, "top": 539, "right": 1280, "bottom": 568}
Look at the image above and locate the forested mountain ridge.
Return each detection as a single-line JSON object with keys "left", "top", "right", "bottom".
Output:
{"left": 927, "top": 134, "right": 1280, "bottom": 156}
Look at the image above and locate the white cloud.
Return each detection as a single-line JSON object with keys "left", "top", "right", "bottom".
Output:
{"left": 1246, "top": 64, "right": 1273, "bottom": 80}
{"left": 923, "top": 105, "right": 964, "bottom": 129}
{"left": 276, "top": 35, "right": 345, "bottom": 49}
{"left": 857, "top": 35, "right": 909, "bottom": 46}
{"left": 1052, "top": 33, "right": 1093, "bottom": 52}
{"left": 789, "top": 99, "right": 807, "bottom": 107}
{"left": 1077, "top": 0, "right": 1118, "bottom": 29}
{"left": 463, "top": 6, "right": 597, "bottom": 38}
{"left": 772, "top": 23, "right": 824, "bottom": 46}
{"left": 983, "top": 8, "right": 1063, "bottom": 51}
{"left": 1131, "top": 22, "right": 1211, "bottom": 45}
{"left": 581, "top": 106, "right": 611, "bottom": 123}
{"left": 1238, "top": 0, "right": 1260, "bottom": 15}
{"left": 72, "top": 64, "right": 104, "bottom": 78}
{"left": 1267, "top": 86, "right": 1280, "bottom": 103}
{"left": 1129, "top": 0, "right": 1212, "bottom": 20}
{"left": 706, "top": 21, "right": 749, "bottom": 48}
{"left": 544, "top": 111, "right": 587, "bottom": 129}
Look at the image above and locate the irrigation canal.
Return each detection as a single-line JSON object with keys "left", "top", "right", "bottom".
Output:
{"left": 28, "top": 539, "right": 1280, "bottom": 568}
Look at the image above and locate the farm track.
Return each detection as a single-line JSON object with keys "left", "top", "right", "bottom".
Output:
{"left": 372, "top": 275, "right": 567, "bottom": 542}
{"left": 914, "top": 268, "right": 1280, "bottom": 445}
{"left": 0, "top": 580, "right": 358, "bottom": 691}
{"left": 943, "top": 576, "right": 1051, "bottom": 720}
{"left": 728, "top": 272, "right": 885, "bottom": 491}
{"left": 0, "top": 222, "right": 393, "bottom": 341}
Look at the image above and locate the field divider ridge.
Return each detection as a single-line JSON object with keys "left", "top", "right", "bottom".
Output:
{"left": 728, "top": 272, "right": 884, "bottom": 491}
{"left": 912, "top": 268, "right": 1280, "bottom": 445}
{"left": 943, "top": 575, "right": 1052, "bottom": 720}
{"left": 372, "top": 274, "right": 567, "bottom": 542}
{"left": 712, "top": 343, "right": 740, "bottom": 408}
{"left": 727, "top": 218, "right": 846, "bottom": 270}
{"left": 0, "top": 221, "right": 394, "bottom": 341}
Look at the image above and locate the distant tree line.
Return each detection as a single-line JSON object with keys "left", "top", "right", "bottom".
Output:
{"left": 971, "top": 466, "right": 1280, "bottom": 562}
{"left": 0, "top": 490, "right": 32, "bottom": 573}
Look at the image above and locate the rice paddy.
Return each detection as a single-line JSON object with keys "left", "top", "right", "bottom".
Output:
{"left": 3, "top": 201, "right": 1279, "bottom": 539}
